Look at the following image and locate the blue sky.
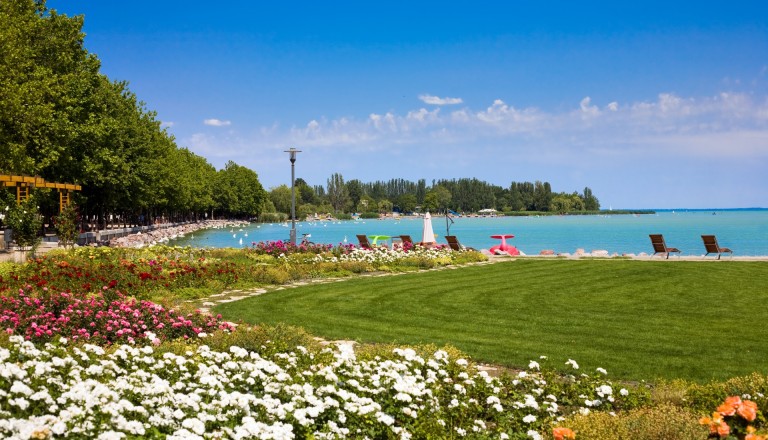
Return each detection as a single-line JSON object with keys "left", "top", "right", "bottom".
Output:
{"left": 48, "top": 1, "right": 768, "bottom": 209}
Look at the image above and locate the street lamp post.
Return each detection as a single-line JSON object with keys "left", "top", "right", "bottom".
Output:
{"left": 284, "top": 148, "right": 301, "bottom": 244}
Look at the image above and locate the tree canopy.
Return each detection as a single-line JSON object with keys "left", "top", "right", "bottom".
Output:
{"left": 0, "top": 0, "right": 267, "bottom": 227}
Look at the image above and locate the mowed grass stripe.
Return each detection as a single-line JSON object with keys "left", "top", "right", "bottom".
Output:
{"left": 215, "top": 259, "right": 768, "bottom": 382}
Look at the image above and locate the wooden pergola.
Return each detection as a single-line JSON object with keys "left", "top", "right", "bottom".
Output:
{"left": 1, "top": 174, "right": 81, "bottom": 212}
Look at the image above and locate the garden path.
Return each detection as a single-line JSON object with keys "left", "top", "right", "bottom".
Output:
{"left": 189, "top": 259, "right": 501, "bottom": 315}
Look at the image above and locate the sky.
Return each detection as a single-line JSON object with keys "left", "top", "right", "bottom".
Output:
{"left": 47, "top": 1, "right": 768, "bottom": 209}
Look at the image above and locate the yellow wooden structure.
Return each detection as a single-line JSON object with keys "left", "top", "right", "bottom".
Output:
{"left": 0, "top": 175, "right": 81, "bottom": 212}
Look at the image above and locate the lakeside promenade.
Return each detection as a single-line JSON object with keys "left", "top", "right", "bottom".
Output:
{"left": 0, "top": 219, "right": 247, "bottom": 262}
{"left": 2, "top": 218, "right": 767, "bottom": 262}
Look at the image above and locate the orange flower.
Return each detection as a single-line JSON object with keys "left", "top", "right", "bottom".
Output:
{"left": 716, "top": 421, "right": 730, "bottom": 438}
{"left": 743, "top": 426, "right": 767, "bottom": 440}
{"left": 738, "top": 400, "right": 758, "bottom": 422}
{"left": 718, "top": 396, "right": 742, "bottom": 417}
{"left": 553, "top": 427, "right": 576, "bottom": 440}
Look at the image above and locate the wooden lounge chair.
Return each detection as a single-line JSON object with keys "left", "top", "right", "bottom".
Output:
{"left": 399, "top": 235, "right": 414, "bottom": 246}
{"left": 445, "top": 235, "right": 476, "bottom": 251}
{"left": 701, "top": 235, "right": 733, "bottom": 259}
{"left": 649, "top": 234, "right": 681, "bottom": 259}
{"left": 356, "top": 234, "right": 373, "bottom": 249}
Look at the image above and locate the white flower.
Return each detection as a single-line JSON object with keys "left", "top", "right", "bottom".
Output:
{"left": 528, "top": 360, "right": 540, "bottom": 370}
{"left": 596, "top": 384, "right": 613, "bottom": 396}
{"left": 524, "top": 394, "right": 539, "bottom": 409}
{"left": 527, "top": 430, "right": 542, "bottom": 440}
{"left": 394, "top": 392, "right": 412, "bottom": 402}
{"left": 97, "top": 431, "right": 126, "bottom": 440}
{"left": 10, "top": 380, "right": 33, "bottom": 396}
{"left": 523, "top": 414, "right": 537, "bottom": 423}
{"left": 376, "top": 412, "right": 395, "bottom": 426}
{"left": 565, "top": 359, "right": 579, "bottom": 369}
{"left": 620, "top": 388, "right": 629, "bottom": 396}
{"left": 181, "top": 417, "right": 206, "bottom": 435}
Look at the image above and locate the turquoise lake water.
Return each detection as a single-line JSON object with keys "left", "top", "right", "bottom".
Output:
{"left": 170, "top": 209, "right": 768, "bottom": 256}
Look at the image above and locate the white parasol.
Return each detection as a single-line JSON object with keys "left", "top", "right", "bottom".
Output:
{"left": 421, "top": 211, "right": 436, "bottom": 244}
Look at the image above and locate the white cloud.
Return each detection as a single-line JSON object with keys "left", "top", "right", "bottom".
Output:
{"left": 579, "top": 96, "right": 600, "bottom": 116}
{"left": 221, "top": 93, "right": 767, "bottom": 161}
{"left": 183, "top": 92, "right": 768, "bottom": 204}
{"left": 419, "top": 94, "right": 463, "bottom": 105}
{"left": 406, "top": 108, "right": 441, "bottom": 124}
{"left": 204, "top": 118, "right": 232, "bottom": 127}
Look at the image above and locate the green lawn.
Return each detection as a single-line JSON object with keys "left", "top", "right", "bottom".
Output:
{"left": 215, "top": 259, "right": 768, "bottom": 383}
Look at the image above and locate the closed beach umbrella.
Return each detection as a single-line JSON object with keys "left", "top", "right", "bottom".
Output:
{"left": 421, "top": 211, "right": 436, "bottom": 244}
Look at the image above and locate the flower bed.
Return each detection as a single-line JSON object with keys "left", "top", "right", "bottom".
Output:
{"left": 0, "top": 284, "right": 232, "bottom": 344}
{"left": 313, "top": 244, "right": 482, "bottom": 268}
{"left": 0, "top": 247, "right": 239, "bottom": 300}
{"left": 0, "top": 335, "right": 638, "bottom": 439}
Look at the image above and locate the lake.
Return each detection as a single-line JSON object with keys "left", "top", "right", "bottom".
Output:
{"left": 170, "top": 209, "right": 768, "bottom": 256}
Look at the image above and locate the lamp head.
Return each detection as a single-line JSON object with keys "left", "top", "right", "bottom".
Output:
{"left": 284, "top": 147, "right": 301, "bottom": 163}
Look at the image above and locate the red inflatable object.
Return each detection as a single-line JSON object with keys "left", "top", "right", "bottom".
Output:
{"left": 489, "top": 234, "right": 520, "bottom": 255}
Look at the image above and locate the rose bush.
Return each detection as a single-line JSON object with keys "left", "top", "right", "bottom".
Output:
{"left": 0, "top": 284, "right": 232, "bottom": 344}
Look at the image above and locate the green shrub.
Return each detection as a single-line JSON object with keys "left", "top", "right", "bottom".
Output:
{"left": 250, "top": 266, "right": 291, "bottom": 285}
{"left": 339, "top": 261, "right": 373, "bottom": 273}
{"left": 650, "top": 379, "right": 690, "bottom": 406}
{"left": 204, "top": 323, "right": 323, "bottom": 358}
{"left": 4, "top": 197, "right": 42, "bottom": 249}
{"left": 452, "top": 250, "right": 488, "bottom": 264}
{"left": 171, "top": 287, "right": 216, "bottom": 300}
{"left": 245, "top": 253, "right": 276, "bottom": 264}
{"left": 685, "top": 373, "right": 768, "bottom": 416}
{"left": 359, "top": 212, "right": 379, "bottom": 219}
{"left": 0, "top": 261, "right": 16, "bottom": 280}
{"left": 399, "top": 256, "right": 435, "bottom": 269}
{"left": 560, "top": 404, "right": 707, "bottom": 440}
{"left": 258, "top": 212, "right": 288, "bottom": 223}
{"left": 152, "top": 338, "right": 200, "bottom": 357}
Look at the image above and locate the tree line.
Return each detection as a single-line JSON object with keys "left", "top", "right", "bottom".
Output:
{"left": 0, "top": 1, "right": 268, "bottom": 231}
{"left": 267, "top": 174, "right": 600, "bottom": 219}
